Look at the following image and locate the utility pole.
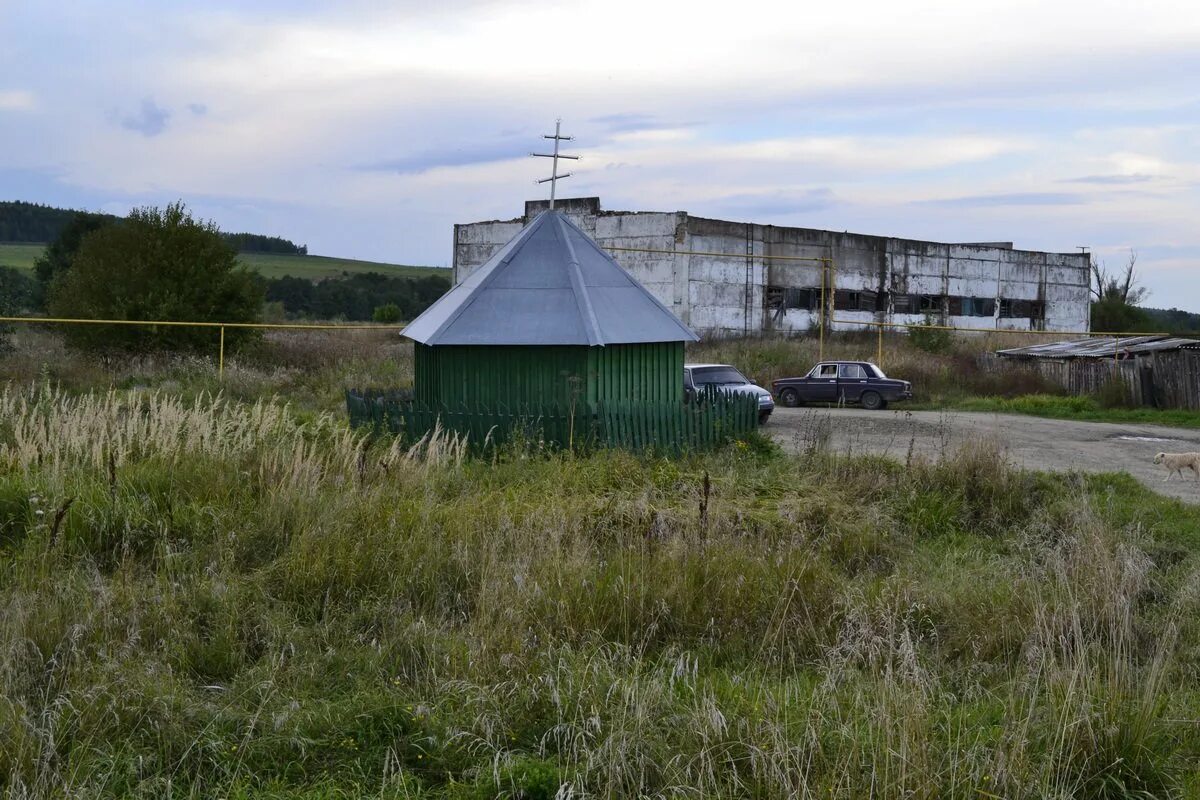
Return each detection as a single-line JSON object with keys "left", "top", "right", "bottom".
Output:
{"left": 531, "top": 119, "right": 579, "bottom": 210}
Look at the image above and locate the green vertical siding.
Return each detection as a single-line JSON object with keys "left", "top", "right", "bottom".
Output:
{"left": 415, "top": 341, "right": 684, "bottom": 409}
{"left": 588, "top": 342, "right": 684, "bottom": 406}
{"left": 415, "top": 344, "right": 590, "bottom": 407}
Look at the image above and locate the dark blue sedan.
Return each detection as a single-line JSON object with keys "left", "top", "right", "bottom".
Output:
{"left": 771, "top": 361, "right": 912, "bottom": 410}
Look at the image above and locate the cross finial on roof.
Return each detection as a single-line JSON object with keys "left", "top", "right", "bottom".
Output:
{"left": 531, "top": 119, "right": 579, "bottom": 210}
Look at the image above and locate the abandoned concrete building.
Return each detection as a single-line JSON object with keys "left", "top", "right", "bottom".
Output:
{"left": 453, "top": 198, "right": 1092, "bottom": 337}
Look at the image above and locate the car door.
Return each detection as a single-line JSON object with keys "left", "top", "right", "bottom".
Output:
{"left": 807, "top": 363, "right": 839, "bottom": 402}
{"left": 837, "top": 363, "right": 868, "bottom": 402}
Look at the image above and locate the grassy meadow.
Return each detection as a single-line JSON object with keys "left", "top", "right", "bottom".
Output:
{"left": 1, "top": 329, "right": 1200, "bottom": 797}
{"left": 0, "top": 243, "right": 44, "bottom": 272}
{"left": 0, "top": 242, "right": 445, "bottom": 281}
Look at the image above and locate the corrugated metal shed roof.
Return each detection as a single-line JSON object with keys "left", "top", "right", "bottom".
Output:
{"left": 996, "top": 335, "right": 1200, "bottom": 359}
{"left": 403, "top": 210, "right": 699, "bottom": 346}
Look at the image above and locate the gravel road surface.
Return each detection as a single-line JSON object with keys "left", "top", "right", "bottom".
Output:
{"left": 766, "top": 407, "right": 1200, "bottom": 502}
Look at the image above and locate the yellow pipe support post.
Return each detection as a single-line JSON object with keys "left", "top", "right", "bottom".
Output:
{"left": 219, "top": 326, "right": 225, "bottom": 379}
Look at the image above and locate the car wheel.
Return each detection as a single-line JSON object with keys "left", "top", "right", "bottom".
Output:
{"left": 758, "top": 410, "right": 771, "bottom": 425}
{"left": 779, "top": 388, "right": 801, "bottom": 407}
{"left": 861, "top": 390, "right": 883, "bottom": 411}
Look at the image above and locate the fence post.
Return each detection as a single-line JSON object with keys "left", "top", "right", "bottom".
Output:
{"left": 219, "top": 325, "right": 226, "bottom": 379}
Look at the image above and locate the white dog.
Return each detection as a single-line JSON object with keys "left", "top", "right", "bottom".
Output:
{"left": 1153, "top": 452, "right": 1200, "bottom": 482}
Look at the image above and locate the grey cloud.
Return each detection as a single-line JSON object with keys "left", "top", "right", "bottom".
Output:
{"left": 187, "top": 102, "right": 208, "bottom": 116}
{"left": 120, "top": 98, "right": 170, "bottom": 137}
{"left": 717, "top": 188, "right": 836, "bottom": 217}
{"left": 355, "top": 138, "right": 525, "bottom": 174}
{"left": 1060, "top": 174, "right": 1155, "bottom": 185}
{"left": 588, "top": 113, "right": 704, "bottom": 133}
{"left": 589, "top": 112, "right": 657, "bottom": 132}
{"left": 917, "top": 192, "right": 1087, "bottom": 208}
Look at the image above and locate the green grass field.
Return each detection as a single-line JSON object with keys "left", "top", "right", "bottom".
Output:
{"left": 0, "top": 242, "right": 43, "bottom": 271}
{"left": 0, "top": 242, "right": 446, "bottom": 280}
{"left": 0, "top": 329, "right": 1198, "bottom": 796}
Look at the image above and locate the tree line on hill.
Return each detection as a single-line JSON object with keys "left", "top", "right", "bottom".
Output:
{"left": 0, "top": 200, "right": 307, "bottom": 254}
{"left": 265, "top": 273, "right": 449, "bottom": 322}
{"left": 0, "top": 202, "right": 449, "bottom": 352}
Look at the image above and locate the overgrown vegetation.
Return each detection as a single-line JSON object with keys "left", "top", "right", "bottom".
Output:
{"left": 0, "top": 384, "right": 1197, "bottom": 798}
{"left": 907, "top": 314, "right": 952, "bottom": 354}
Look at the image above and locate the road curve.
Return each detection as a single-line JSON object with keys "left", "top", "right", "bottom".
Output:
{"left": 766, "top": 406, "right": 1200, "bottom": 502}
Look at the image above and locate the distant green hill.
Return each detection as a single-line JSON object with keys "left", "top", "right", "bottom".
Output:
{"left": 1143, "top": 306, "right": 1200, "bottom": 334}
{"left": 0, "top": 241, "right": 445, "bottom": 281}
{"left": 0, "top": 200, "right": 312, "bottom": 256}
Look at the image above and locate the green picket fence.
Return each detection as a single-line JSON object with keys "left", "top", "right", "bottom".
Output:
{"left": 598, "top": 389, "right": 758, "bottom": 451}
{"left": 345, "top": 388, "right": 758, "bottom": 453}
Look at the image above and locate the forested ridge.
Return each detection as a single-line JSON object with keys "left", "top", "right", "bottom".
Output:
{"left": 0, "top": 200, "right": 306, "bottom": 254}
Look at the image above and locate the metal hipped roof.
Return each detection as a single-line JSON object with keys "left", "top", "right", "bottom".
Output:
{"left": 996, "top": 335, "right": 1200, "bottom": 359}
{"left": 403, "top": 210, "right": 699, "bottom": 346}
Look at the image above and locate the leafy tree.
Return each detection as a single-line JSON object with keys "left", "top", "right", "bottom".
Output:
{"left": 0, "top": 267, "right": 36, "bottom": 352}
{"left": 372, "top": 302, "right": 402, "bottom": 323}
{"left": 47, "top": 202, "right": 263, "bottom": 351}
{"left": 1090, "top": 249, "right": 1151, "bottom": 332}
{"left": 1092, "top": 295, "right": 1151, "bottom": 333}
{"left": 33, "top": 211, "right": 114, "bottom": 307}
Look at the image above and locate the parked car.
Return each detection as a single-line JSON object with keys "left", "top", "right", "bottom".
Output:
{"left": 684, "top": 363, "right": 775, "bottom": 423}
{"left": 771, "top": 361, "right": 912, "bottom": 410}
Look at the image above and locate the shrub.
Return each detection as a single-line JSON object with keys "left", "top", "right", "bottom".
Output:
{"left": 372, "top": 302, "right": 402, "bottom": 323}
{"left": 1097, "top": 373, "right": 1133, "bottom": 409}
{"left": 908, "top": 315, "right": 952, "bottom": 354}
{"left": 46, "top": 202, "right": 263, "bottom": 352}
{"left": 0, "top": 266, "right": 35, "bottom": 352}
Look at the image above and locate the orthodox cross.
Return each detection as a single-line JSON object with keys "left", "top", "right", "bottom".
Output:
{"left": 531, "top": 119, "right": 579, "bottom": 210}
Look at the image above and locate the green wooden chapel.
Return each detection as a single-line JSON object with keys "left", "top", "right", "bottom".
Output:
{"left": 401, "top": 209, "right": 699, "bottom": 412}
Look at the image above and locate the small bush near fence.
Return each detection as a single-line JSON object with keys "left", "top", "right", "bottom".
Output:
{"left": 345, "top": 387, "right": 759, "bottom": 453}
{"left": 909, "top": 315, "right": 953, "bottom": 354}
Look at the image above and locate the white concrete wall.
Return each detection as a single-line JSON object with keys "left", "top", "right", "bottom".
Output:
{"left": 453, "top": 204, "right": 1093, "bottom": 337}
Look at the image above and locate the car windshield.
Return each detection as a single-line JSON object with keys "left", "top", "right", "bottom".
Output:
{"left": 692, "top": 366, "right": 749, "bottom": 386}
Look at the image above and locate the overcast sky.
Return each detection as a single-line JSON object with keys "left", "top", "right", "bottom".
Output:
{"left": 2, "top": 1, "right": 1199, "bottom": 309}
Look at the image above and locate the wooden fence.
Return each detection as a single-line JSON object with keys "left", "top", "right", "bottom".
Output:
{"left": 988, "top": 349, "right": 1200, "bottom": 410}
{"left": 345, "top": 388, "right": 760, "bottom": 452}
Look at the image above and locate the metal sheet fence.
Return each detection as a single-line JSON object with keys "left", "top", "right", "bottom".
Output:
{"left": 345, "top": 387, "right": 759, "bottom": 452}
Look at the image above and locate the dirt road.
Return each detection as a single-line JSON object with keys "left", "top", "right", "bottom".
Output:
{"left": 766, "top": 407, "right": 1200, "bottom": 502}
